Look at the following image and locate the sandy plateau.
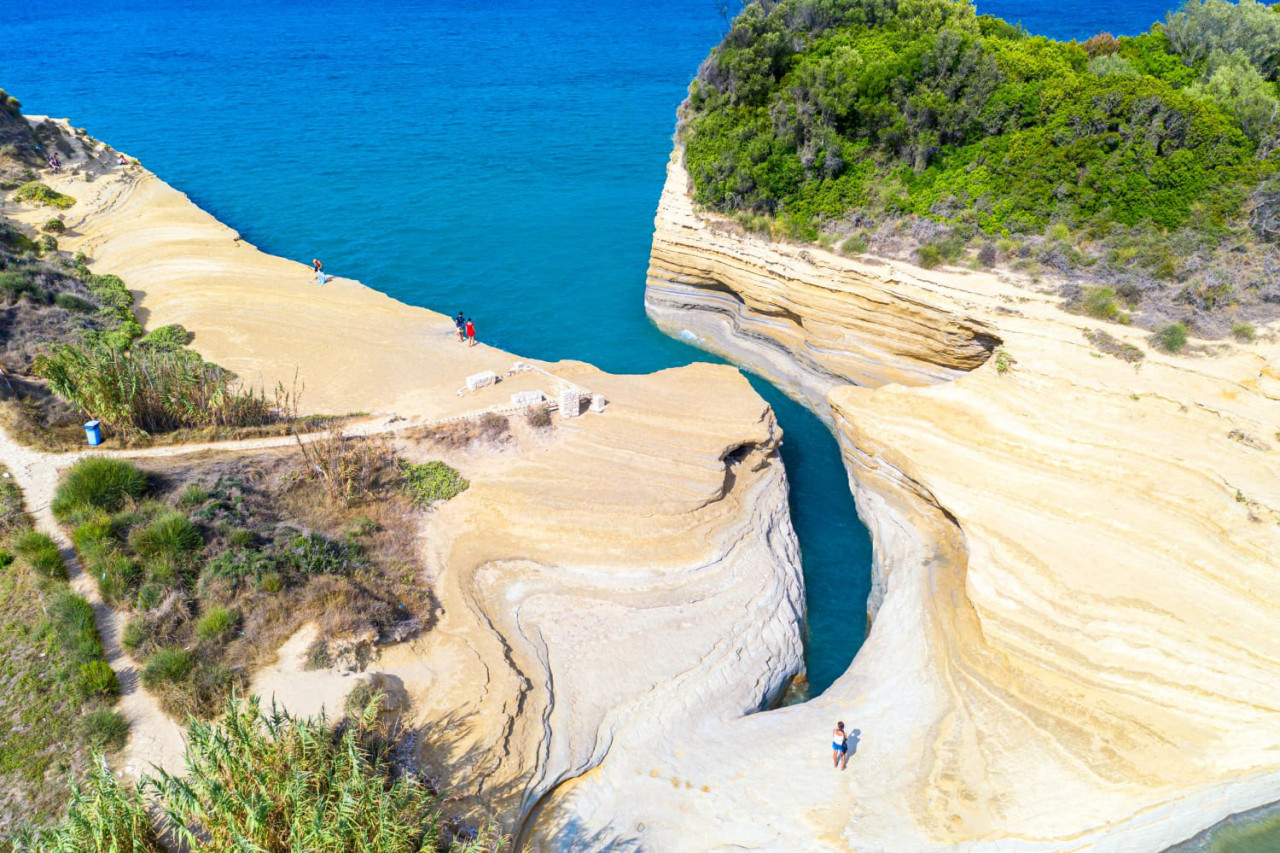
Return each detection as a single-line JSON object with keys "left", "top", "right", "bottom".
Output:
{"left": 3, "top": 122, "right": 804, "bottom": 842}
{"left": 619, "top": 148, "right": 1280, "bottom": 851}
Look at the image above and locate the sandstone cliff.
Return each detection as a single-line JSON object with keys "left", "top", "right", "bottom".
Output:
{"left": 604, "top": 148, "right": 1280, "bottom": 851}
{"left": 3, "top": 121, "right": 805, "bottom": 840}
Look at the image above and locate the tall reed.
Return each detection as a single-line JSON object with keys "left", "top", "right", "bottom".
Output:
{"left": 34, "top": 335, "right": 294, "bottom": 439}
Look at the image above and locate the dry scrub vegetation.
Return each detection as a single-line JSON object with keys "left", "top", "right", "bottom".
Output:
{"left": 53, "top": 434, "right": 468, "bottom": 721}
{"left": 0, "top": 467, "right": 126, "bottom": 833}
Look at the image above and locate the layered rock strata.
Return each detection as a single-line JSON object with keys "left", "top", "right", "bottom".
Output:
{"left": 591, "top": 148, "right": 1280, "bottom": 851}
{"left": 4, "top": 122, "right": 805, "bottom": 838}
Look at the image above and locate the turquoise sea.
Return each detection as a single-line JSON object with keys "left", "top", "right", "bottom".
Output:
{"left": 5, "top": 1, "right": 1273, "bottom": 849}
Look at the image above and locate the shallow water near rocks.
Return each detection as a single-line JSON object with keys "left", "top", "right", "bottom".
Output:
{"left": 7, "top": 0, "right": 1274, "bottom": 847}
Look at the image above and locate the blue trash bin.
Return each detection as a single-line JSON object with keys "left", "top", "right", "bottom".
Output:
{"left": 84, "top": 420, "right": 103, "bottom": 446}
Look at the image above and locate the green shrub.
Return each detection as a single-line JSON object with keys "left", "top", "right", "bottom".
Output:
{"left": 35, "top": 334, "right": 277, "bottom": 440}
{"left": 259, "top": 572, "right": 284, "bottom": 593}
{"left": 136, "top": 323, "right": 193, "bottom": 351}
{"left": 178, "top": 483, "right": 209, "bottom": 508}
{"left": 52, "top": 457, "right": 147, "bottom": 520}
{"left": 122, "top": 618, "right": 148, "bottom": 651}
{"left": 1088, "top": 53, "right": 1137, "bottom": 77}
{"left": 129, "top": 510, "right": 202, "bottom": 560}
{"left": 399, "top": 460, "right": 469, "bottom": 507}
{"left": 71, "top": 513, "right": 114, "bottom": 556}
{"left": 1153, "top": 321, "right": 1189, "bottom": 353}
{"left": 135, "top": 581, "right": 164, "bottom": 610}
{"left": 43, "top": 217, "right": 65, "bottom": 233}
{"left": 1231, "top": 321, "right": 1256, "bottom": 342}
{"left": 226, "top": 527, "right": 254, "bottom": 548}
{"left": 36, "top": 234, "right": 57, "bottom": 253}
{"left": 12, "top": 528, "right": 66, "bottom": 579}
{"left": 78, "top": 659, "right": 120, "bottom": 699}
{"left": 0, "top": 270, "right": 45, "bottom": 304}
{"left": 93, "top": 552, "right": 142, "bottom": 604}
{"left": 54, "top": 291, "right": 93, "bottom": 312}
{"left": 277, "top": 532, "right": 363, "bottom": 576}
{"left": 916, "top": 245, "right": 942, "bottom": 269}
{"left": 0, "top": 548, "right": 12, "bottom": 570}
{"left": 1082, "top": 286, "right": 1122, "bottom": 321}
{"left": 1164, "top": 0, "right": 1280, "bottom": 79}
{"left": 0, "top": 88, "right": 21, "bottom": 117}
{"left": 140, "top": 647, "right": 194, "bottom": 689}
{"left": 840, "top": 233, "right": 868, "bottom": 254}
{"left": 196, "top": 606, "right": 238, "bottom": 641}
{"left": 12, "top": 181, "right": 76, "bottom": 209}
{"left": 80, "top": 710, "right": 130, "bottom": 752}
{"left": 48, "top": 590, "right": 105, "bottom": 665}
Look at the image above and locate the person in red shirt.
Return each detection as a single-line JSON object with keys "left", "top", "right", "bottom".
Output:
{"left": 465, "top": 318, "right": 476, "bottom": 347}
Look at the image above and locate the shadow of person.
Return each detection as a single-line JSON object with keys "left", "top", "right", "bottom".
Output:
{"left": 848, "top": 729, "right": 862, "bottom": 755}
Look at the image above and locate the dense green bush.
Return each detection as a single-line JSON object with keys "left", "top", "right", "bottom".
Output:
{"left": 11, "top": 181, "right": 75, "bottom": 209}
{"left": 1153, "top": 321, "right": 1190, "bottom": 352}
{"left": 42, "top": 218, "right": 65, "bottom": 234}
{"left": 0, "top": 87, "right": 21, "bottom": 117}
{"left": 35, "top": 334, "right": 276, "bottom": 439}
{"left": 1232, "top": 320, "right": 1256, "bottom": 341}
{"left": 684, "top": 0, "right": 1279, "bottom": 248}
{"left": 137, "top": 323, "right": 193, "bottom": 351}
{"left": 0, "top": 270, "right": 44, "bottom": 304}
{"left": 52, "top": 457, "right": 147, "bottom": 520}
{"left": 28, "top": 695, "right": 503, "bottom": 853}
{"left": 140, "top": 647, "right": 195, "bottom": 689}
{"left": 79, "top": 709, "right": 130, "bottom": 752}
{"left": 12, "top": 528, "right": 66, "bottom": 580}
{"left": 1164, "top": 0, "right": 1280, "bottom": 79}
{"left": 53, "top": 292, "right": 92, "bottom": 312}
{"left": 195, "top": 605, "right": 238, "bottom": 641}
{"left": 399, "top": 460, "right": 469, "bottom": 507}
{"left": 77, "top": 660, "right": 120, "bottom": 700}
{"left": 129, "top": 510, "right": 203, "bottom": 561}
{"left": 48, "top": 590, "right": 107, "bottom": 667}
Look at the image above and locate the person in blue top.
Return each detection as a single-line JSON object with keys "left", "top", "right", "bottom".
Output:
{"left": 455, "top": 312, "right": 466, "bottom": 342}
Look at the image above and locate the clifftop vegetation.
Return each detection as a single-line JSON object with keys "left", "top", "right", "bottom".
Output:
{"left": 683, "top": 0, "right": 1280, "bottom": 335}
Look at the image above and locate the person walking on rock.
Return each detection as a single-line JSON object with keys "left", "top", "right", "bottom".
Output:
{"left": 312, "top": 258, "right": 325, "bottom": 286}
{"left": 465, "top": 317, "right": 476, "bottom": 347}
{"left": 832, "top": 721, "right": 849, "bottom": 770}
{"left": 455, "top": 312, "right": 466, "bottom": 342}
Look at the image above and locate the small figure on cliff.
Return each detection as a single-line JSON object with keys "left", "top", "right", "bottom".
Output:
{"left": 455, "top": 312, "right": 466, "bottom": 342}
{"left": 832, "top": 721, "right": 849, "bottom": 770}
{"left": 117, "top": 153, "right": 127, "bottom": 167}
{"left": 312, "top": 258, "right": 325, "bottom": 286}
{"left": 465, "top": 318, "right": 476, "bottom": 347}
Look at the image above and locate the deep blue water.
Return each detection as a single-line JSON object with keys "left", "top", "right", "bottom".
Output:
{"left": 1, "top": 0, "right": 1190, "bottom": 705}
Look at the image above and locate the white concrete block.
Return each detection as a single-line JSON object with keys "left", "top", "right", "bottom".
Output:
{"left": 559, "top": 389, "right": 582, "bottom": 418}
{"left": 466, "top": 370, "right": 498, "bottom": 391}
{"left": 511, "top": 390, "right": 546, "bottom": 407}
{"left": 590, "top": 394, "right": 607, "bottom": 413}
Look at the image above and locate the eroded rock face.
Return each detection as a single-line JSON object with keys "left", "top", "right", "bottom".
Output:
{"left": 598, "top": 147, "right": 1280, "bottom": 851}
{"left": 4, "top": 125, "right": 807, "bottom": 843}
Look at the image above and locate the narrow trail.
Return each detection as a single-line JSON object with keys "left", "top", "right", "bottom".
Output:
{"left": 0, "top": 412, "right": 432, "bottom": 777}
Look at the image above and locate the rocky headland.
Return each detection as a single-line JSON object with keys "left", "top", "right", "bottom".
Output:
{"left": 1, "top": 120, "right": 805, "bottom": 841}
{"left": 629, "top": 145, "right": 1280, "bottom": 851}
